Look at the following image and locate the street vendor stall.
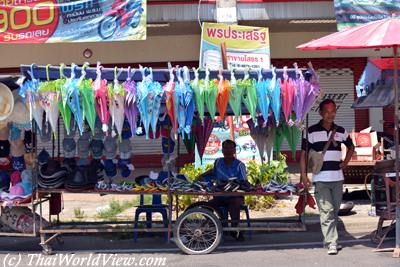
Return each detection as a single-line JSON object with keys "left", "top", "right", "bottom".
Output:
{"left": 13, "top": 63, "right": 321, "bottom": 254}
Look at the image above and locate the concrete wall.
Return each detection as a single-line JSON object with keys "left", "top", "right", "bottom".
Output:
{"left": 0, "top": 31, "right": 392, "bottom": 68}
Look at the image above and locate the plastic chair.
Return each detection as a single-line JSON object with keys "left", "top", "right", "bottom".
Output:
{"left": 133, "top": 194, "right": 169, "bottom": 242}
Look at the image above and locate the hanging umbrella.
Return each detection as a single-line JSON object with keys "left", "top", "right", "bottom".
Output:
{"left": 123, "top": 73, "right": 138, "bottom": 137}
{"left": 228, "top": 70, "right": 243, "bottom": 123}
{"left": 273, "top": 124, "right": 285, "bottom": 157}
{"left": 79, "top": 79, "right": 96, "bottom": 134}
{"left": 298, "top": 18, "right": 400, "bottom": 252}
{"left": 191, "top": 68, "right": 205, "bottom": 124}
{"left": 38, "top": 71, "right": 59, "bottom": 135}
{"left": 240, "top": 78, "right": 257, "bottom": 121}
{"left": 293, "top": 65, "right": 306, "bottom": 125}
{"left": 65, "top": 65, "right": 84, "bottom": 135}
{"left": 55, "top": 78, "right": 71, "bottom": 134}
{"left": 93, "top": 66, "right": 110, "bottom": 133}
{"left": 269, "top": 68, "right": 281, "bottom": 126}
{"left": 194, "top": 116, "right": 214, "bottom": 163}
{"left": 282, "top": 118, "right": 301, "bottom": 160}
{"left": 182, "top": 67, "right": 195, "bottom": 137}
{"left": 301, "top": 66, "right": 321, "bottom": 121}
{"left": 280, "top": 67, "right": 295, "bottom": 122}
{"left": 256, "top": 74, "right": 271, "bottom": 123}
{"left": 216, "top": 76, "right": 230, "bottom": 121}
{"left": 204, "top": 79, "right": 218, "bottom": 120}
{"left": 150, "top": 81, "right": 164, "bottom": 139}
{"left": 110, "top": 68, "right": 125, "bottom": 138}
{"left": 246, "top": 116, "right": 266, "bottom": 162}
{"left": 163, "top": 71, "right": 178, "bottom": 138}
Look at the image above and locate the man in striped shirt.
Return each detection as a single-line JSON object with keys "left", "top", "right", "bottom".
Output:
{"left": 300, "top": 99, "right": 355, "bottom": 255}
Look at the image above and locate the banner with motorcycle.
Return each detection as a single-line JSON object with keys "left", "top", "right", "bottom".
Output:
{"left": 199, "top": 22, "right": 270, "bottom": 70}
{"left": 0, "top": 0, "right": 146, "bottom": 43}
{"left": 334, "top": 0, "right": 400, "bottom": 30}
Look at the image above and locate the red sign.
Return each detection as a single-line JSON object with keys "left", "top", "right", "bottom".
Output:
{"left": 0, "top": 1, "right": 59, "bottom": 43}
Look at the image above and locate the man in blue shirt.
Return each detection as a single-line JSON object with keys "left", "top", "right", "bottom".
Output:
{"left": 198, "top": 140, "right": 247, "bottom": 241}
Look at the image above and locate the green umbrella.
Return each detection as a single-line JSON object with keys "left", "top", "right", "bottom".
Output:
{"left": 239, "top": 79, "right": 257, "bottom": 121}
{"left": 79, "top": 79, "right": 96, "bottom": 134}
{"left": 273, "top": 125, "right": 285, "bottom": 158}
{"left": 191, "top": 68, "right": 206, "bottom": 124}
{"left": 228, "top": 71, "right": 243, "bottom": 123}
{"left": 282, "top": 116, "right": 301, "bottom": 160}
{"left": 55, "top": 78, "right": 72, "bottom": 135}
{"left": 204, "top": 79, "right": 218, "bottom": 120}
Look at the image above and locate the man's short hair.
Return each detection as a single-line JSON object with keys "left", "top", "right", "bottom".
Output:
{"left": 319, "top": 99, "right": 336, "bottom": 111}
{"left": 222, "top": 139, "right": 236, "bottom": 148}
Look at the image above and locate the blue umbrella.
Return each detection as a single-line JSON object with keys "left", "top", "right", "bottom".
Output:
{"left": 269, "top": 68, "right": 281, "bottom": 126}
{"left": 183, "top": 67, "right": 195, "bottom": 138}
{"left": 256, "top": 69, "right": 271, "bottom": 123}
{"left": 137, "top": 67, "right": 152, "bottom": 139}
{"left": 65, "top": 64, "right": 84, "bottom": 135}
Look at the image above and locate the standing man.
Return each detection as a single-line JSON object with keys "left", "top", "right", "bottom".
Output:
{"left": 300, "top": 99, "right": 355, "bottom": 255}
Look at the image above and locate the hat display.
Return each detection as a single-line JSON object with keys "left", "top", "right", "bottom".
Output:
{"left": 21, "top": 169, "right": 32, "bottom": 184}
{"left": 77, "top": 132, "right": 90, "bottom": 159}
{"left": 0, "top": 82, "right": 14, "bottom": 122}
{"left": 62, "top": 157, "right": 77, "bottom": 173}
{"left": 38, "top": 160, "right": 68, "bottom": 189}
{"left": 0, "top": 126, "right": 9, "bottom": 140}
{"left": 118, "top": 158, "right": 133, "bottom": 178}
{"left": 65, "top": 160, "right": 102, "bottom": 191}
{"left": 10, "top": 139, "right": 25, "bottom": 157}
{"left": 104, "top": 136, "right": 117, "bottom": 159}
{"left": 63, "top": 138, "right": 76, "bottom": 158}
{"left": 103, "top": 159, "right": 117, "bottom": 178}
{"left": 0, "top": 171, "right": 10, "bottom": 191}
{"left": 39, "top": 121, "right": 52, "bottom": 143}
{"left": 118, "top": 138, "right": 131, "bottom": 160}
{"left": 6, "top": 184, "right": 27, "bottom": 199}
{"left": 38, "top": 149, "right": 50, "bottom": 166}
{"left": 11, "top": 156, "right": 25, "bottom": 171}
{"left": 90, "top": 139, "right": 104, "bottom": 159}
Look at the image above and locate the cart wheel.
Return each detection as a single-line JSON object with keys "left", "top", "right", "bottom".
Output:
{"left": 370, "top": 230, "right": 381, "bottom": 244}
{"left": 42, "top": 245, "right": 53, "bottom": 255}
{"left": 174, "top": 207, "right": 222, "bottom": 255}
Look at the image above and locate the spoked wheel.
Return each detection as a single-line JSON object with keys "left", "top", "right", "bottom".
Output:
{"left": 98, "top": 15, "right": 119, "bottom": 39}
{"left": 174, "top": 207, "right": 222, "bottom": 255}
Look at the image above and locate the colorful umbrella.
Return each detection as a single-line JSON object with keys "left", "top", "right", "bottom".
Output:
{"left": 240, "top": 78, "right": 257, "bottom": 121}
{"left": 110, "top": 68, "right": 125, "bottom": 139}
{"left": 256, "top": 70, "right": 270, "bottom": 123}
{"left": 24, "top": 65, "right": 43, "bottom": 131}
{"left": 123, "top": 67, "right": 138, "bottom": 137}
{"left": 269, "top": 68, "right": 281, "bottom": 126}
{"left": 55, "top": 77, "right": 71, "bottom": 135}
{"left": 293, "top": 63, "right": 306, "bottom": 125}
{"left": 38, "top": 66, "right": 59, "bottom": 135}
{"left": 79, "top": 78, "right": 96, "bottom": 134}
{"left": 65, "top": 64, "right": 84, "bottom": 135}
{"left": 301, "top": 64, "right": 321, "bottom": 121}
{"left": 136, "top": 67, "right": 151, "bottom": 139}
{"left": 282, "top": 118, "right": 301, "bottom": 160}
{"left": 273, "top": 124, "right": 285, "bottom": 157}
{"left": 149, "top": 80, "right": 164, "bottom": 139}
{"left": 163, "top": 68, "right": 178, "bottom": 138}
{"left": 204, "top": 69, "right": 218, "bottom": 120}
{"left": 191, "top": 68, "right": 205, "bottom": 124}
{"left": 194, "top": 116, "right": 214, "bottom": 163}
{"left": 93, "top": 65, "right": 110, "bottom": 133}
{"left": 280, "top": 67, "right": 295, "bottom": 123}
{"left": 78, "top": 64, "right": 96, "bottom": 135}
{"left": 216, "top": 75, "right": 230, "bottom": 121}
{"left": 228, "top": 70, "right": 243, "bottom": 123}
{"left": 182, "top": 67, "right": 194, "bottom": 138}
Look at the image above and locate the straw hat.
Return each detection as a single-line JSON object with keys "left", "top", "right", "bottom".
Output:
{"left": 0, "top": 83, "right": 14, "bottom": 122}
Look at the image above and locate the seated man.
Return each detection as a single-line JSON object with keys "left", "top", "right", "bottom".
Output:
{"left": 198, "top": 140, "right": 247, "bottom": 241}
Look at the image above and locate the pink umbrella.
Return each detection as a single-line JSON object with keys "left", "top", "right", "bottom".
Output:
{"left": 93, "top": 65, "right": 110, "bottom": 133}
{"left": 279, "top": 67, "right": 295, "bottom": 123}
{"left": 297, "top": 16, "right": 400, "bottom": 253}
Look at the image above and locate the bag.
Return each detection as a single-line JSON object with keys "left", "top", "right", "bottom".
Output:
{"left": 308, "top": 128, "right": 337, "bottom": 175}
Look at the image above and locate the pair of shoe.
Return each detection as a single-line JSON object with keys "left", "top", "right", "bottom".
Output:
{"left": 327, "top": 244, "right": 342, "bottom": 255}
{"left": 230, "top": 231, "right": 245, "bottom": 242}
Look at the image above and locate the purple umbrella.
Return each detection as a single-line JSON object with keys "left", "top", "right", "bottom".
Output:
{"left": 301, "top": 64, "right": 321, "bottom": 121}
{"left": 195, "top": 116, "right": 214, "bottom": 163}
{"left": 293, "top": 63, "right": 306, "bottom": 125}
{"left": 124, "top": 69, "right": 138, "bottom": 137}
